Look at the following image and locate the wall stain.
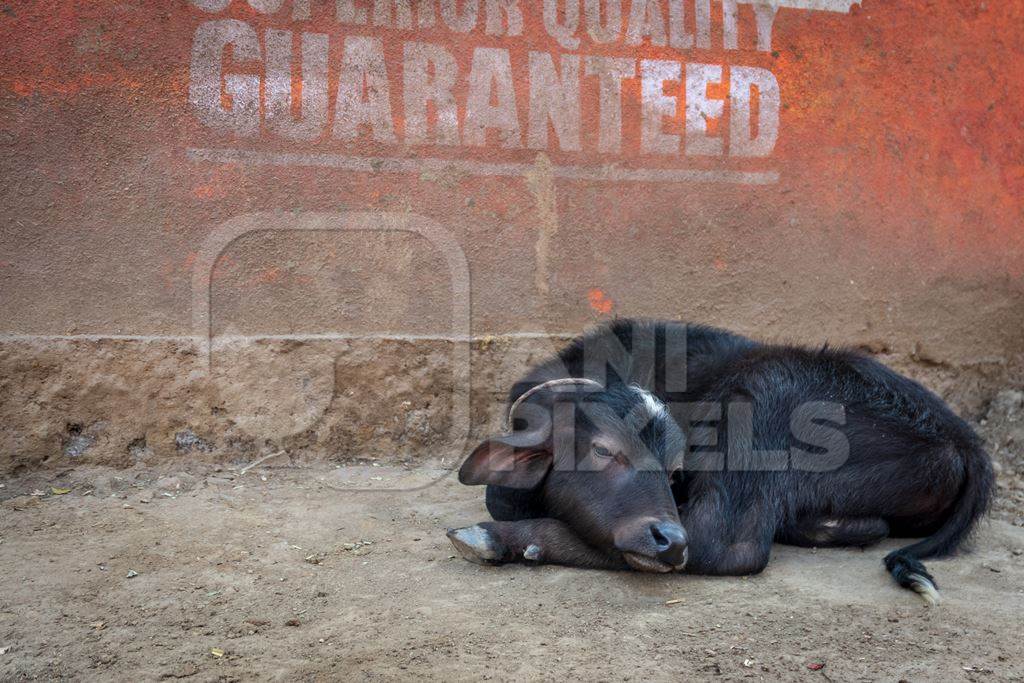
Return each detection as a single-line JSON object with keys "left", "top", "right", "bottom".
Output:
{"left": 523, "top": 153, "right": 558, "bottom": 301}
{"left": 588, "top": 288, "right": 614, "bottom": 315}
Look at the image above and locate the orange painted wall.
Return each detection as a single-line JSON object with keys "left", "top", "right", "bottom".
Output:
{"left": 1, "top": 1, "right": 1022, "bottom": 362}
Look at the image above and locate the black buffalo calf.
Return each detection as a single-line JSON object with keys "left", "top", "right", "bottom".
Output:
{"left": 448, "top": 319, "right": 994, "bottom": 604}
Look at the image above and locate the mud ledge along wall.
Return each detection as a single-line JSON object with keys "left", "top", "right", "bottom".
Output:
{"left": 1, "top": 0, "right": 1022, "bottom": 471}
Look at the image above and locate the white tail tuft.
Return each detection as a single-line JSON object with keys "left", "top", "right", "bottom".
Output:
{"left": 907, "top": 573, "right": 941, "bottom": 606}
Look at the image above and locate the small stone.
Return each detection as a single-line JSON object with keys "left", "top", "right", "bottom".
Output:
{"left": 127, "top": 437, "right": 152, "bottom": 462}
{"left": 126, "top": 569, "right": 139, "bottom": 579}
{"left": 63, "top": 431, "right": 96, "bottom": 458}
{"left": 990, "top": 390, "right": 1024, "bottom": 416}
{"left": 175, "top": 429, "right": 214, "bottom": 454}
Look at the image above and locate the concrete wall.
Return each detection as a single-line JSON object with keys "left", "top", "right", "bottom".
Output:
{"left": 1, "top": 0, "right": 1022, "bottom": 471}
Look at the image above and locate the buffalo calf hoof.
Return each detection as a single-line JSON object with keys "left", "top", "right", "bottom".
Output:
{"left": 447, "top": 525, "right": 503, "bottom": 565}
{"left": 523, "top": 544, "right": 542, "bottom": 562}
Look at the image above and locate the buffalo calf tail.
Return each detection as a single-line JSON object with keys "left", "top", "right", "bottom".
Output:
{"left": 885, "top": 551, "right": 940, "bottom": 606}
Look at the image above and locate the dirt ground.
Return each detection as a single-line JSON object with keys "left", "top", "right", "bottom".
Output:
{"left": 1, "top": 392, "right": 1023, "bottom": 681}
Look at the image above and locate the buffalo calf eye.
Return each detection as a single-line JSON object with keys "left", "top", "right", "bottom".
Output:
{"left": 593, "top": 445, "right": 611, "bottom": 458}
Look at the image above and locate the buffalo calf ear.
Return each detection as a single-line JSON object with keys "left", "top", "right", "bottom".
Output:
{"left": 458, "top": 438, "right": 552, "bottom": 490}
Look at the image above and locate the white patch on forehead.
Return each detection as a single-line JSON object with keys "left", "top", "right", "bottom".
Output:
{"left": 631, "top": 384, "right": 668, "bottom": 421}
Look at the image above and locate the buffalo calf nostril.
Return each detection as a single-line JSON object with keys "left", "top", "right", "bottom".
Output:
{"left": 650, "top": 522, "right": 688, "bottom": 565}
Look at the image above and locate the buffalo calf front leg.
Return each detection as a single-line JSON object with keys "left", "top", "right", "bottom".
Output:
{"left": 447, "top": 519, "right": 626, "bottom": 570}
{"left": 678, "top": 484, "right": 776, "bottom": 576}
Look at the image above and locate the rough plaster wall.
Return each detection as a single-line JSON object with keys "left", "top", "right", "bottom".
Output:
{"left": 0, "top": 0, "right": 1022, "bottom": 470}
{"left": 1, "top": 336, "right": 1019, "bottom": 473}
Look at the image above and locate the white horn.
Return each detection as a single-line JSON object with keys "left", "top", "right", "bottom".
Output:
{"left": 504, "top": 377, "right": 604, "bottom": 433}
